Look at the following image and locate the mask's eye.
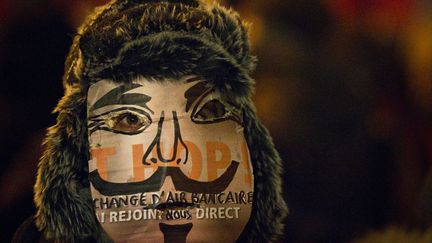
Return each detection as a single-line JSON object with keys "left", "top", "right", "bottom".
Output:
{"left": 191, "top": 98, "right": 242, "bottom": 124}
{"left": 107, "top": 111, "right": 151, "bottom": 134}
{"left": 192, "top": 99, "right": 227, "bottom": 122}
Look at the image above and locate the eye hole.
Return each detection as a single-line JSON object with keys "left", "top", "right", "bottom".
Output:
{"left": 108, "top": 111, "right": 151, "bottom": 134}
{"left": 192, "top": 99, "right": 229, "bottom": 123}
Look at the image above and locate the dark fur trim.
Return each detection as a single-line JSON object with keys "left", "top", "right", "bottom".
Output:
{"left": 83, "top": 31, "right": 253, "bottom": 100}
{"left": 237, "top": 103, "right": 288, "bottom": 242}
{"left": 34, "top": 87, "right": 112, "bottom": 242}
{"left": 35, "top": 0, "right": 287, "bottom": 241}
{"left": 77, "top": 1, "right": 255, "bottom": 84}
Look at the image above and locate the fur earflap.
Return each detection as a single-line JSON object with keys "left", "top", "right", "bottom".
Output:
{"left": 34, "top": 86, "right": 112, "bottom": 242}
{"left": 34, "top": 0, "right": 287, "bottom": 241}
{"left": 237, "top": 103, "right": 288, "bottom": 242}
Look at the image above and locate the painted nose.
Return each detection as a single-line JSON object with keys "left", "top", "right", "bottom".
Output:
{"left": 143, "top": 111, "right": 189, "bottom": 165}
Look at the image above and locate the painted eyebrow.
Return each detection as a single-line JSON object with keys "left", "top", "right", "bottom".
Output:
{"left": 184, "top": 81, "right": 212, "bottom": 112}
{"left": 90, "top": 83, "right": 154, "bottom": 114}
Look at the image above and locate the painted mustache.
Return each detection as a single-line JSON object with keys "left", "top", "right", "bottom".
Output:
{"left": 89, "top": 160, "right": 239, "bottom": 196}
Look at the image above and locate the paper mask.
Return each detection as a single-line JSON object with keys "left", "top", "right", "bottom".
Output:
{"left": 87, "top": 77, "right": 254, "bottom": 242}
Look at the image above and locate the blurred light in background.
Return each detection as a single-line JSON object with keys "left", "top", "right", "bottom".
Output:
{"left": 1, "top": 0, "right": 431, "bottom": 242}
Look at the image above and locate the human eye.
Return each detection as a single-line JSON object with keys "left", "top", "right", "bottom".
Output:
{"left": 95, "top": 109, "right": 151, "bottom": 135}
{"left": 110, "top": 112, "right": 150, "bottom": 134}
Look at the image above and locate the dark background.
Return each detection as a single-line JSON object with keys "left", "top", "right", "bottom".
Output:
{"left": 1, "top": 0, "right": 432, "bottom": 242}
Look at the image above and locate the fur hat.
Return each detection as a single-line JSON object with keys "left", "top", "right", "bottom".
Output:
{"left": 34, "top": 0, "right": 288, "bottom": 241}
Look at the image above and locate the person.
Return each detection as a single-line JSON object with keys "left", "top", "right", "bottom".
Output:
{"left": 14, "top": 0, "right": 287, "bottom": 242}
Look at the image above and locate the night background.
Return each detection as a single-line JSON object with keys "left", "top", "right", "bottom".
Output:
{"left": 1, "top": 0, "right": 432, "bottom": 242}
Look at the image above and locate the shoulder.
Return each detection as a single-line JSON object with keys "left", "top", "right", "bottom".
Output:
{"left": 12, "top": 215, "right": 52, "bottom": 243}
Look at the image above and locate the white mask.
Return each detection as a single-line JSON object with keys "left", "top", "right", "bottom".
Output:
{"left": 87, "top": 77, "right": 254, "bottom": 242}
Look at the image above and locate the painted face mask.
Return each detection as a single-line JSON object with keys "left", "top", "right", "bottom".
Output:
{"left": 87, "top": 76, "right": 254, "bottom": 242}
